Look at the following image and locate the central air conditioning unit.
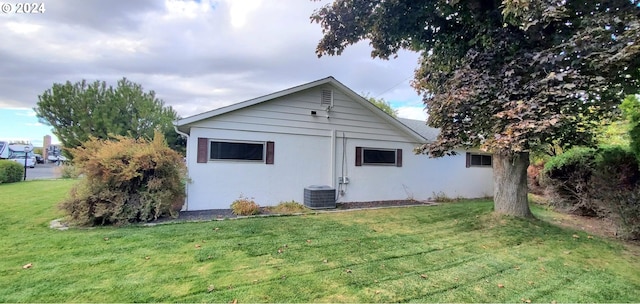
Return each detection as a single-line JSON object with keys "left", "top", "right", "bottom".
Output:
{"left": 304, "top": 185, "right": 336, "bottom": 209}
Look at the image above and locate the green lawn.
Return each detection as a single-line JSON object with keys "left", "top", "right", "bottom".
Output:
{"left": 1, "top": 180, "right": 639, "bottom": 302}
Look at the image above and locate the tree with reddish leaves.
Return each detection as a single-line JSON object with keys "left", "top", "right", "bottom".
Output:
{"left": 312, "top": 0, "right": 640, "bottom": 217}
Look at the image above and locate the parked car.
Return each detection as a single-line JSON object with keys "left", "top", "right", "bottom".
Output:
{"left": 48, "top": 155, "right": 67, "bottom": 165}
{"left": 34, "top": 154, "right": 44, "bottom": 164}
{"left": 9, "top": 155, "right": 35, "bottom": 168}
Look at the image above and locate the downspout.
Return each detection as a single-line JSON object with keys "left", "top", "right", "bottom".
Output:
{"left": 330, "top": 129, "right": 336, "bottom": 192}
{"left": 174, "top": 125, "right": 190, "bottom": 211}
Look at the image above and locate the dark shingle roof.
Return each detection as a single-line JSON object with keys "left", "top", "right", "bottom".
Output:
{"left": 397, "top": 118, "right": 439, "bottom": 142}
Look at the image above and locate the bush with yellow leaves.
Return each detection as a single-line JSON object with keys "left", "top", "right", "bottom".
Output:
{"left": 230, "top": 195, "right": 260, "bottom": 216}
{"left": 60, "top": 131, "right": 187, "bottom": 226}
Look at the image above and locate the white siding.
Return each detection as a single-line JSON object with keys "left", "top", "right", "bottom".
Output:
{"left": 185, "top": 128, "right": 333, "bottom": 210}
{"left": 189, "top": 85, "right": 414, "bottom": 142}
{"left": 182, "top": 84, "right": 494, "bottom": 210}
{"left": 334, "top": 136, "right": 494, "bottom": 202}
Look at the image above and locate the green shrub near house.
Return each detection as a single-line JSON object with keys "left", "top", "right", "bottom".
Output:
{"left": 0, "top": 160, "right": 24, "bottom": 184}
{"left": 542, "top": 145, "right": 640, "bottom": 239}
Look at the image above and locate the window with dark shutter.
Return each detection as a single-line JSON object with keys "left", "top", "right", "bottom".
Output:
{"left": 266, "top": 141, "right": 274, "bottom": 164}
{"left": 197, "top": 138, "right": 208, "bottom": 163}
{"left": 356, "top": 147, "right": 398, "bottom": 166}
{"left": 466, "top": 152, "right": 492, "bottom": 167}
{"left": 209, "top": 141, "right": 265, "bottom": 161}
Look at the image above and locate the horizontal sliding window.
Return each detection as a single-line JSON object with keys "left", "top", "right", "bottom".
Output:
{"left": 466, "top": 153, "right": 492, "bottom": 167}
{"left": 197, "top": 138, "right": 274, "bottom": 164}
{"left": 364, "top": 148, "right": 396, "bottom": 165}
{"left": 356, "top": 147, "right": 402, "bottom": 167}
{"left": 210, "top": 141, "right": 264, "bottom": 161}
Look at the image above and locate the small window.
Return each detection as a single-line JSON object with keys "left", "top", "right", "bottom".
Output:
{"left": 363, "top": 148, "right": 396, "bottom": 165}
{"left": 210, "top": 141, "right": 264, "bottom": 161}
{"left": 355, "top": 147, "right": 403, "bottom": 167}
{"left": 466, "top": 153, "right": 492, "bottom": 167}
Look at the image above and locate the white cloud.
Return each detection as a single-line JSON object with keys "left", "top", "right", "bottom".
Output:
{"left": 5, "top": 21, "right": 41, "bottom": 34}
{"left": 164, "top": 0, "right": 215, "bottom": 20}
{"left": 15, "top": 109, "right": 36, "bottom": 117}
{"left": 227, "top": 0, "right": 262, "bottom": 29}
{"left": 397, "top": 106, "right": 427, "bottom": 121}
{"left": 0, "top": 0, "right": 423, "bottom": 121}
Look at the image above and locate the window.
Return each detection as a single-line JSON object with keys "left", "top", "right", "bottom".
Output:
{"left": 197, "top": 138, "right": 274, "bottom": 164}
{"left": 210, "top": 141, "right": 263, "bottom": 161}
{"left": 356, "top": 147, "right": 402, "bottom": 167}
{"left": 466, "top": 153, "right": 492, "bottom": 167}
{"left": 364, "top": 149, "right": 396, "bottom": 165}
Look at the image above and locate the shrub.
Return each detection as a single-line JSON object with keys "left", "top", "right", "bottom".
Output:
{"left": 0, "top": 160, "right": 24, "bottom": 183}
{"left": 589, "top": 146, "right": 640, "bottom": 239}
{"left": 527, "top": 162, "right": 545, "bottom": 195}
{"left": 269, "top": 201, "right": 309, "bottom": 214}
{"left": 230, "top": 196, "right": 260, "bottom": 216}
{"left": 543, "top": 145, "right": 640, "bottom": 240}
{"left": 55, "top": 164, "right": 81, "bottom": 179}
{"left": 541, "top": 147, "right": 599, "bottom": 216}
{"left": 593, "top": 145, "right": 639, "bottom": 189}
{"left": 589, "top": 175, "right": 640, "bottom": 240}
{"left": 60, "top": 132, "right": 187, "bottom": 226}
{"left": 431, "top": 191, "right": 456, "bottom": 202}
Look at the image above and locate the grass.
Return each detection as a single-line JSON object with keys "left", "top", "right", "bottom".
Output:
{"left": 1, "top": 180, "right": 639, "bottom": 302}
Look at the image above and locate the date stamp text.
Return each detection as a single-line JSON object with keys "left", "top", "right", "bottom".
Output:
{"left": 1, "top": 3, "right": 46, "bottom": 14}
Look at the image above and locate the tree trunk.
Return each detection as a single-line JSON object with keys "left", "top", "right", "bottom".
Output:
{"left": 493, "top": 152, "right": 533, "bottom": 217}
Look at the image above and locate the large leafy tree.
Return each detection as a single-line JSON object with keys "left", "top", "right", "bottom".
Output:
{"left": 35, "top": 78, "right": 185, "bottom": 156}
{"left": 312, "top": 0, "right": 640, "bottom": 217}
{"left": 363, "top": 93, "right": 398, "bottom": 117}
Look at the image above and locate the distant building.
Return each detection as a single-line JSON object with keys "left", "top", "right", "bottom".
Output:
{"left": 43, "top": 135, "right": 62, "bottom": 162}
{"left": 43, "top": 135, "right": 51, "bottom": 160}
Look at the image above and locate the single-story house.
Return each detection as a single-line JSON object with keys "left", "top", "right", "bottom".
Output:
{"left": 175, "top": 77, "right": 493, "bottom": 211}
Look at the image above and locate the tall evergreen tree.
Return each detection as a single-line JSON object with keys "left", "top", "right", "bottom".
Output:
{"left": 35, "top": 78, "right": 185, "bottom": 156}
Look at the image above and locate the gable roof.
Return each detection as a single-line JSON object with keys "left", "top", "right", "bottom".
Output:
{"left": 397, "top": 118, "right": 439, "bottom": 142}
{"left": 175, "top": 76, "right": 430, "bottom": 143}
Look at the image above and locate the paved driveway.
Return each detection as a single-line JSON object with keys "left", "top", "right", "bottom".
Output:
{"left": 25, "top": 163, "right": 62, "bottom": 180}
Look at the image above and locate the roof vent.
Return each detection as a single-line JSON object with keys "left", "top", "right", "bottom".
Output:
{"left": 321, "top": 89, "right": 333, "bottom": 107}
{"left": 304, "top": 185, "right": 336, "bottom": 209}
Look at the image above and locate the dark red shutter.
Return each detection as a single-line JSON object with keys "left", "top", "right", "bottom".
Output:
{"left": 266, "top": 141, "right": 275, "bottom": 164}
{"left": 465, "top": 152, "right": 471, "bottom": 168}
{"left": 197, "top": 138, "right": 208, "bottom": 163}
{"left": 355, "top": 147, "right": 362, "bottom": 166}
{"left": 396, "top": 149, "right": 402, "bottom": 167}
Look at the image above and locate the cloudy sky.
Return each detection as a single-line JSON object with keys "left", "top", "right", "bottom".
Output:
{"left": 0, "top": 0, "right": 425, "bottom": 147}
